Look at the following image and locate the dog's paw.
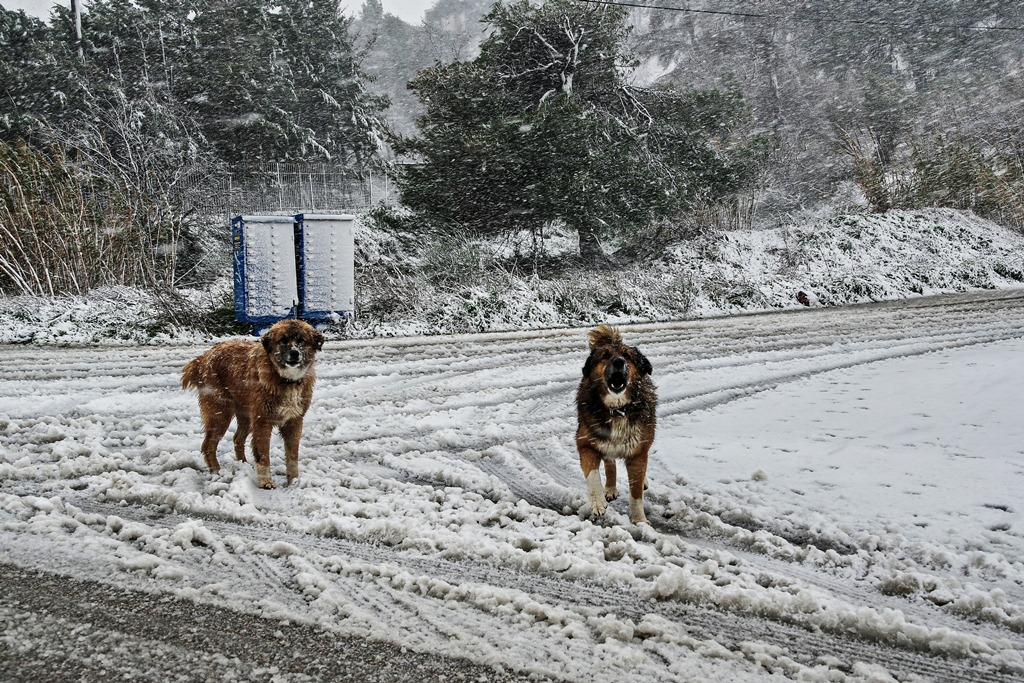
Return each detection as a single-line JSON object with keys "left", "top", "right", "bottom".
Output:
{"left": 257, "top": 479, "right": 277, "bottom": 490}
{"left": 604, "top": 486, "right": 618, "bottom": 501}
{"left": 629, "top": 497, "right": 648, "bottom": 525}
{"left": 590, "top": 498, "right": 607, "bottom": 517}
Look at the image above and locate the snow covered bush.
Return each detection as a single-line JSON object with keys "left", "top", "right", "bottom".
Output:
{"left": 0, "top": 139, "right": 146, "bottom": 297}
{"left": 0, "top": 125, "right": 221, "bottom": 299}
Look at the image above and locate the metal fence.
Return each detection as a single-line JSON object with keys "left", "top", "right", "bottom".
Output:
{"left": 182, "top": 163, "right": 395, "bottom": 217}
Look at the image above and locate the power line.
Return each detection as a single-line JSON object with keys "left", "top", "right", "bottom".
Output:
{"left": 579, "top": 0, "right": 1024, "bottom": 33}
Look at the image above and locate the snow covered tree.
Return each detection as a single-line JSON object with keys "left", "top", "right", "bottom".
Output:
{"left": 270, "top": 0, "right": 389, "bottom": 166}
{"left": 175, "top": 0, "right": 387, "bottom": 165}
{"left": 2, "top": 0, "right": 387, "bottom": 167}
{"left": 361, "top": 0, "right": 384, "bottom": 23}
{"left": 395, "top": 0, "right": 763, "bottom": 261}
{"left": 0, "top": 7, "right": 90, "bottom": 141}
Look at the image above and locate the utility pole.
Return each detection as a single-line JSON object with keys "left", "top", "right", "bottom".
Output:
{"left": 70, "top": 0, "right": 83, "bottom": 59}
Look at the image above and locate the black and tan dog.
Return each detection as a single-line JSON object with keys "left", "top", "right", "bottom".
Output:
{"left": 182, "top": 319, "right": 324, "bottom": 489}
{"left": 576, "top": 325, "right": 657, "bottom": 524}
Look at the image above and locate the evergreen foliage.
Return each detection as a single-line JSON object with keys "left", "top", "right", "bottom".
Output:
{"left": 0, "top": 0, "right": 388, "bottom": 166}
{"left": 0, "top": 7, "right": 90, "bottom": 139}
{"left": 395, "top": 0, "right": 766, "bottom": 260}
{"left": 627, "top": 0, "right": 1024, "bottom": 214}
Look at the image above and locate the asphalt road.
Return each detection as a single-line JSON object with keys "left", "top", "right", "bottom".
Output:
{"left": 0, "top": 563, "right": 554, "bottom": 682}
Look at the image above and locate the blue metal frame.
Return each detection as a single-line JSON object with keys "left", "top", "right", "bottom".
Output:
{"left": 230, "top": 216, "right": 248, "bottom": 323}
{"left": 232, "top": 214, "right": 355, "bottom": 334}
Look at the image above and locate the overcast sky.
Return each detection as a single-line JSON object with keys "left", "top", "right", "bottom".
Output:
{"left": 5, "top": 0, "right": 437, "bottom": 25}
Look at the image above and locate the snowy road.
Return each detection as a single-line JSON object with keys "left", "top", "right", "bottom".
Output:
{"left": 2, "top": 290, "right": 1024, "bottom": 681}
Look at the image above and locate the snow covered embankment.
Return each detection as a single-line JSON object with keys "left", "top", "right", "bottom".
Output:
{"left": 673, "top": 208, "right": 1024, "bottom": 314}
{"left": 2, "top": 208, "right": 1023, "bottom": 343}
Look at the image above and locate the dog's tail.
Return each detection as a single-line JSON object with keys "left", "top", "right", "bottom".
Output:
{"left": 588, "top": 324, "right": 622, "bottom": 349}
{"left": 181, "top": 358, "right": 201, "bottom": 391}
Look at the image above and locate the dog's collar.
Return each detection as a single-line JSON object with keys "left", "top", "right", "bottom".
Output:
{"left": 610, "top": 406, "right": 628, "bottom": 417}
{"left": 279, "top": 376, "right": 304, "bottom": 386}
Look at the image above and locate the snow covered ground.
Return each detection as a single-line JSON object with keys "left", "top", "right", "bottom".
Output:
{"left": 2, "top": 289, "right": 1024, "bottom": 681}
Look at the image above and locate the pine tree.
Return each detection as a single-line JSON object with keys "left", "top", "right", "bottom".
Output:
{"left": 169, "top": 0, "right": 387, "bottom": 165}
{"left": 396, "top": 0, "right": 762, "bottom": 260}
{"left": 0, "top": 7, "right": 90, "bottom": 140}
{"left": 271, "top": 0, "right": 389, "bottom": 165}
{"left": 362, "top": 0, "right": 384, "bottom": 23}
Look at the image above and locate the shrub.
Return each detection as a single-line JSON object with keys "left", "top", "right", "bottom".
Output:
{"left": 836, "top": 126, "right": 1024, "bottom": 232}
{"left": 0, "top": 132, "right": 218, "bottom": 297}
{"left": 0, "top": 139, "right": 145, "bottom": 296}
{"left": 905, "top": 135, "right": 1024, "bottom": 231}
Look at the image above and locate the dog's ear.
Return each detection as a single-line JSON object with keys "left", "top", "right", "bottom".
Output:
{"left": 634, "top": 347, "right": 652, "bottom": 376}
{"left": 583, "top": 350, "right": 597, "bottom": 378}
{"left": 261, "top": 332, "right": 273, "bottom": 354}
{"left": 312, "top": 329, "right": 325, "bottom": 351}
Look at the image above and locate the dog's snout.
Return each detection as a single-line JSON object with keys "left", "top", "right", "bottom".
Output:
{"left": 287, "top": 348, "right": 301, "bottom": 364}
{"left": 606, "top": 355, "right": 629, "bottom": 393}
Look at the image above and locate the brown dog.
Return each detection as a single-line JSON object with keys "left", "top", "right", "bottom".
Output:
{"left": 181, "top": 319, "right": 324, "bottom": 489}
{"left": 576, "top": 325, "right": 657, "bottom": 524}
